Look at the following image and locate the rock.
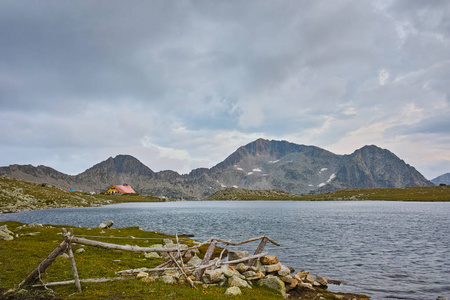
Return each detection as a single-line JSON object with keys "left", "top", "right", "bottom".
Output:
{"left": 141, "top": 277, "right": 156, "bottom": 283}
{"left": 277, "top": 265, "right": 291, "bottom": 277}
{"left": 98, "top": 220, "right": 114, "bottom": 229}
{"left": 160, "top": 275, "right": 177, "bottom": 284}
{"left": 28, "top": 223, "right": 43, "bottom": 228}
{"left": 187, "top": 255, "right": 203, "bottom": 267}
{"left": 261, "top": 255, "right": 279, "bottom": 265}
{"left": 150, "top": 244, "right": 163, "bottom": 249}
{"left": 243, "top": 270, "right": 256, "bottom": 278}
{"left": 315, "top": 274, "right": 328, "bottom": 286}
{"left": 296, "top": 282, "right": 315, "bottom": 291}
{"left": 75, "top": 248, "right": 85, "bottom": 254}
{"left": 228, "top": 275, "right": 251, "bottom": 288}
{"left": 295, "top": 270, "right": 309, "bottom": 279}
{"left": 436, "top": 297, "right": 447, "bottom": 300}
{"left": 264, "top": 263, "right": 282, "bottom": 273}
{"left": 304, "top": 274, "right": 315, "bottom": 284}
{"left": 0, "top": 225, "right": 14, "bottom": 241}
{"left": 285, "top": 279, "right": 298, "bottom": 291}
{"left": 280, "top": 275, "right": 295, "bottom": 283}
{"left": 258, "top": 275, "right": 285, "bottom": 295}
{"left": 61, "top": 253, "right": 69, "bottom": 258}
{"left": 144, "top": 252, "right": 160, "bottom": 259}
{"left": 246, "top": 272, "right": 265, "bottom": 280}
{"left": 220, "top": 265, "right": 237, "bottom": 278}
{"left": 228, "top": 250, "right": 249, "bottom": 261}
{"left": 202, "top": 269, "right": 224, "bottom": 284}
{"left": 163, "top": 238, "right": 174, "bottom": 246}
{"left": 236, "top": 262, "right": 250, "bottom": 273}
{"left": 224, "top": 286, "right": 242, "bottom": 296}
{"left": 136, "top": 272, "right": 148, "bottom": 279}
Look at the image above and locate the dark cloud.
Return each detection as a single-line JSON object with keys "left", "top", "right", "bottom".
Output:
{"left": 0, "top": 0, "right": 449, "bottom": 178}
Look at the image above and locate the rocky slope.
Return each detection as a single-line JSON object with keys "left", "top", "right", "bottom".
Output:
{"left": 0, "top": 139, "right": 434, "bottom": 199}
{"left": 431, "top": 173, "right": 450, "bottom": 185}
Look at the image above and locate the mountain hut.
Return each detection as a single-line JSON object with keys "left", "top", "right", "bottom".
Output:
{"left": 105, "top": 184, "right": 136, "bottom": 194}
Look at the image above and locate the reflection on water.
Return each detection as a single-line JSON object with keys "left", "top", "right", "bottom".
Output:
{"left": 1, "top": 201, "right": 449, "bottom": 300}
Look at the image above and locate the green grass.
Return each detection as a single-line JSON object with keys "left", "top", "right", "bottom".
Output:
{"left": 0, "top": 222, "right": 285, "bottom": 300}
{"left": 205, "top": 186, "right": 450, "bottom": 202}
{"left": 296, "top": 185, "right": 450, "bottom": 201}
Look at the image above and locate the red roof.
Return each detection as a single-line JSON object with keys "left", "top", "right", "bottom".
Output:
{"left": 114, "top": 184, "right": 136, "bottom": 194}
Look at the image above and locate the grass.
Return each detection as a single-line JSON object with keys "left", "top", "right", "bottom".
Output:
{"left": 0, "top": 221, "right": 285, "bottom": 300}
{"left": 205, "top": 186, "right": 450, "bottom": 202}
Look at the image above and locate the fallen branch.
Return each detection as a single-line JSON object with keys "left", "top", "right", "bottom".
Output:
{"left": 32, "top": 276, "right": 130, "bottom": 287}
{"left": 213, "top": 236, "right": 280, "bottom": 247}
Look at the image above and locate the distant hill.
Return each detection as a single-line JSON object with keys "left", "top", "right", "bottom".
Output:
{"left": 431, "top": 173, "right": 450, "bottom": 186}
{"left": 0, "top": 139, "right": 434, "bottom": 200}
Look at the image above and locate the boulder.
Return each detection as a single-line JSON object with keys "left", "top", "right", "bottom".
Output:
{"left": 285, "top": 279, "right": 298, "bottom": 291}
{"left": 160, "top": 275, "right": 177, "bottom": 284}
{"left": 243, "top": 270, "right": 256, "bottom": 278}
{"left": 315, "top": 274, "right": 328, "bottom": 286}
{"left": 224, "top": 286, "right": 242, "bottom": 296}
{"left": 98, "top": 220, "right": 114, "bottom": 229}
{"left": 264, "top": 263, "right": 282, "bottom": 273}
{"left": 228, "top": 275, "right": 251, "bottom": 288}
{"left": 258, "top": 275, "right": 285, "bottom": 295}
{"left": 236, "top": 263, "right": 250, "bottom": 273}
{"left": 228, "top": 250, "right": 249, "bottom": 261}
{"left": 0, "top": 225, "right": 14, "bottom": 241}
{"left": 163, "top": 239, "right": 174, "bottom": 246}
{"left": 277, "top": 265, "right": 291, "bottom": 277}
{"left": 221, "top": 265, "right": 237, "bottom": 278}
{"left": 296, "top": 282, "right": 315, "bottom": 291}
{"left": 202, "top": 269, "right": 225, "bottom": 284}
{"left": 144, "top": 252, "right": 160, "bottom": 259}
{"left": 187, "top": 255, "right": 203, "bottom": 267}
{"left": 75, "top": 248, "right": 85, "bottom": 254}
{"left": 136, "top": 272, "right": 148, "bottom": 279}
{"left": 280, "top": 275, "right": 295, "bottom": 283}
{"left": 295, "top": 270, "right": 309, "bottom": 280}
{"left": 246, "top": 272, "right": 265, "bottom": 280}
{"left": 261, "top": 255, "right": 279, "bottom": 265}
{"left": 304, "top": 274, "right": 315, "bottom": 284}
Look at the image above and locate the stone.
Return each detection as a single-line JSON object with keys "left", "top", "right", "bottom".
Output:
{"left": 236, "top": 262, "right": 250, "bottom": 273}
{"left": 228, "top": 250, "right": 249, "bottom": 261}
{"left": 296, "top": 282, "right": 315, "bottom": 291}
{"left": 141, "top": 277, "right": 156, "bottom": 283}
{"left": 264, "top": 263, "right": 282, "bottom": 273}
{"left": 75, "top": 248, "right": 85, "bottom": 254}
{"left": 295, "top": 270, "right": 309, "bottom": 279}
{"left": 277, "top": 265, "right": 291, "bottom": 277}
{"left": 436, "top": 297, "right": 447, "bottom": 300}
{"left": 285, "top": 279, "right": 298, "bottom": 291}
{"left": 136, "top": 272, "right": 149, "bottom": 279}
{"left": 261, "top": 255, "right": 279, "bottom": 265}
{"left": 98, "top": 220, "right": 114, "bottom": 229}
{"left": 163, "top": 270, "right": 180, "bottom": 279}
{"left": 247, "top": 272, "right": 265, "bottom": 280}
{"left": 315, "top": 274, "right": 328, "bottom": 286}
{"left": 163, "top": 239, "right": 174, "bottom": 246}
{"left": 243, "top": 270, "right": 256, "bottom": 278}
{"left": 220, "top": 265, "right": 236, "bottom": 278}
{"left": 224, "top": 286, "right": 242, "bottom": 296}
{"left": 61, "top": 253, "right": 69, "bottom": 258}
{"left": 160, "top": 275, "right": 177, "bottom": 284}
{"left": 187, "top": 255, "right": 202, "bottom": 267}
{"left": 0, "top": 225, "right": 14, "bottom": 241}
{"left": 280, "top": 275, "right": 295, "bottom": 283}
{"left": 228, "top": 275, "right": 251, "bottom": 288}
{"left": 258, "top": 275, "right": 285, "bottom": 295}
{"left": 28, "top": 223, "right": 43, "bottom": 228}
{"left": 202, "top": 269, "right": 224, "bottom": 284}
{"left": 144, "top": 252, "right": 160, "bottom": 259}
{"left": 304, "top": 274, "right": 315, "bottom": 284}
{"left": 150, "top": 244, "right": 163, "bottom": 249}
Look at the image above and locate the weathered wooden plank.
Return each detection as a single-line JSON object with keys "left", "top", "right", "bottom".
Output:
{"left": 247, "top": 237, "right": 268, "bottom": 266}
{"left": 195, "top": 240, "right": 217, "bottom": 281}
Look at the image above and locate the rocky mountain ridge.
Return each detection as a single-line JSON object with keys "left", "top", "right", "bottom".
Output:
{"left": 431, "top": 173, "right": 450, "bottom": 185}
{"left": 0, "top": 139, "right": 434, "bottom": 199}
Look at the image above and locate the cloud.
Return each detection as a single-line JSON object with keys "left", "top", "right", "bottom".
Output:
{"left": 0, "top": 0, "right": 449, "bottom": 179}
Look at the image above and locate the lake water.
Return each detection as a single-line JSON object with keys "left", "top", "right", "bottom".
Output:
{"left": 1, "top": 201, "right": 449, "bottom": 300}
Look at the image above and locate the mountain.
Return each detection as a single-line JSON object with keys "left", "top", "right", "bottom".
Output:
{"left": 431, "top": 173, "right": 450, "bottom": 185}
{"left": 0, "top": 139, "right": 434, "bottom": 199}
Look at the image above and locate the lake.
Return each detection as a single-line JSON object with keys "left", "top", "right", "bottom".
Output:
{"left": 1, "top": 201, "right": 449, "bottom": 300}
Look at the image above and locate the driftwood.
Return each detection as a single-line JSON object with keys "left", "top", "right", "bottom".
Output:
{"left": 63, "top": 229, "right": 82, "bottom": 292}
{"left": 19, "top": 240, "right": 68, "bottom": 287}
{"left": 195, "top": 240, "right": 217, "bottom": 280}
{"left": 213, "top": 236, "right": 280, "bottom": 247}
{"left": 32, "top": 276, "right": 131, "bottom": 287}
{"left": 248, "top": 237, "right": 268, "bottom": 266}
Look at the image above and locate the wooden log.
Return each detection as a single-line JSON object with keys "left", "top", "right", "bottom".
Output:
{"left": 117, "top": 266, "right": 184, "bottom": 275}
{"left": 32, "top": 276, "right": 130, "bottom": 287}
{"left": 247, "top": 236, "right": 268, "bottom": 266}
{"left": 195, "top": 240, "right": 216, "bottom": 281}
{"left": 168, "top": 253, "right": 196, "bottom": 289}
{"left": 70, "top": 236, "right": 210, "bottom": 253}
{"left": 66, "top": 242, "right": 82, "bottom": 292}
{"left": 212, "top": 236, "right": 280, "bottom": 247}
{"left": 19, "top": 240, "right": 68, "bottom": 287}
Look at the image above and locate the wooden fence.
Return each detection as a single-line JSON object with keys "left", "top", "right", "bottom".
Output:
{"left": 19, "top": 228, "right": 280, "bottom": 292}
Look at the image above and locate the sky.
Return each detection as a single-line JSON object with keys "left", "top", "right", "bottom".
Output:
{"left": 1, "top": 0, "right": 449, "bottom": 180}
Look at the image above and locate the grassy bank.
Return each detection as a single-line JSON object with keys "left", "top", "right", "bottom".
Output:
{"left": 0, "top": 222, "right": 369, "bottom": 300}
{"left": 206, "top": 186, "right": 450, "bottom": 201}
{"left": 0, "top": 176, "right": 168, "bottom": 214}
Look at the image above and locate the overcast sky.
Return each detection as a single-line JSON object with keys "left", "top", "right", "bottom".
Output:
{"left": 1, "top": 0, "right": 449, "bottom": 179}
